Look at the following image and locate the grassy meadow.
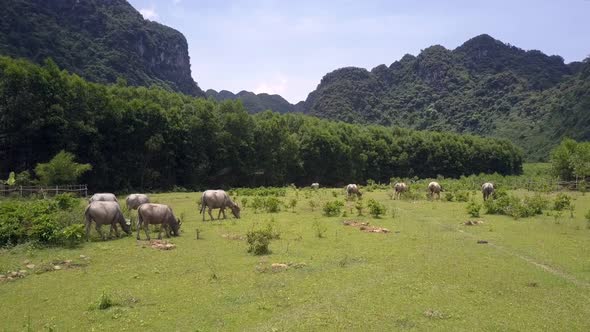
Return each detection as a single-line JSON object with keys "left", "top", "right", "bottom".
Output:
{"left": 1, "top": 186, "right": 590, "bottom": 331}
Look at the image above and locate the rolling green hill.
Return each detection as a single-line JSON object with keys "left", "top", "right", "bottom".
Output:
{"left": 298, "top": 35, "right": 590, "bottom": 160}
{"left": 206, "top": 89, "right": 297, "bottom": 114}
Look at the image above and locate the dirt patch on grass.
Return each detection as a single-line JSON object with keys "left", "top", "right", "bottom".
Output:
{"left": 424, "top": 309, "right": 451, "bottom": 319}
{"left": 0, "top": 258, "right": 89, "bottom": 283}
{"left": 221, "top": 233, "right": 245, "bottom": 240}
{"left": 147, "top": 240, "right": 176, "bottom": 250}
{"left": 256, "top": 262, "right": 307, "bottom": 273}
{"left": 463, "top": 220, "right": 485, "bottom": 226}
{"left": 343, "top": 220, "right": 390, "bottom": 233}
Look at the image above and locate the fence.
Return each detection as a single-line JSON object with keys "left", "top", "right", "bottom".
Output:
{"left": 0, "top": 184, "right": 88, "bottom": 197}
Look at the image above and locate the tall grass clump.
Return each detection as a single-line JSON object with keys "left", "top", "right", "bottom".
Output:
{"left": 323, "top": 200, "right": 344, "bottom": 217}
{"left": 367, "top": 199, "right": 386, "bottom": 218}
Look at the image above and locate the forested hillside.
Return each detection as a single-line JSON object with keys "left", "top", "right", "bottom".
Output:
{"left": 206, "top": 89, "right": 297, "bottom": 114}
{"left": 298, "top": 34, "right": 590, "bottom": 160}
{"left": 0, "top": 0, "right": 204, "bottom": 96}
{"left": 0, "top": 57, "right": 523, "bottom": 191}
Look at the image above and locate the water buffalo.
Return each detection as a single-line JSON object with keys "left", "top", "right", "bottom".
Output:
{"left": 428, "top": 182, "right": 442, "bottom": 200}
{"left": 84, "top": 201, "right": 131, "bottom": 241}
{"left": 482, "top": 182, "right": 495, "bottom": 201}
{"left": 393, "top": 182, "right": 408, "bottom": 199}
{"left": 311, "top": 183, "right": 320, "bottom": 190}
{"left": 200, "top": 190, "right": 241, "bottom": 221}
{"left": 346, "top": 184, "right": 362, "bottom": 198}
{"left": 136, "top": 203, "right": 181, "bottom": 240}
{"left": 89, "top": 193, "right": 118, "bottom": 203}
{"left": 126, "top": 193, "right": 150, "bottom": 210}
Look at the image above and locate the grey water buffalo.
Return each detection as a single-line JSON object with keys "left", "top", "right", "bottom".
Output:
{"left": 311, "top": 183, "right": 320, "bottom": 190}
{"left": 89, "top": 193, "right": 118, "bottom": 203}
{"left": 84, "top": 201, "right": 131, "bottom": 241}
{"left": 200, "top": 190, "right": 241, "bottom": 221}
{"left": 393, "top": 182, "right": 408, "bottom": 199}
{"left": 136, "top": 203, "right": 181, "bottom": 240}
{"left": 126, "top": 194, "right": 150, "bottom": 210}
{"left": 482, "top": 182, "right": 495, "bottom": 201}
{"left": 346, "top": 184, "right": 362, "bottom": 198}
{"left": 428, "top": 182, "right": 442, "bottom": 199}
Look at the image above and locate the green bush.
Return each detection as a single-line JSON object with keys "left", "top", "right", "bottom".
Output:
{"left": 553, "top": 193, "right": 572, "bottom": 211}
{"left": 443, "top": 192, "right": 455, "bottom": 202}
{"left": 484, "top": 193, "right": 548, "bottom": 219}
{"left": 246, "top": 227, "right": 275, "bottom": 255}
{"left": 355, "top": 200, "right": 364, "bottom": 216}
{"left": 466, "top": 200, "right": 481, "bottom": 217}
{"left": 313, "top": 220, "right": 327, "bottom": 238}
{"left": 367, "top": 199, "right": 386, "bottom": 218}
{"left": 323, "top": 200, "right": 344, "bottom": 217}
{"left": 263, "top": 197, "right": 281, "bottom": 213}
{"left": 455, "top": 191, "right": 470, "bottom": 202}
{"left": 0, "top": 196, "right": 84, "bottom": 246}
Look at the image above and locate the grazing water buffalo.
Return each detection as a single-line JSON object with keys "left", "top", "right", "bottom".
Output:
{"left": 393, "top": 182, "right": 408, "bottom": 199}
{"left": 126, "top": 194, "right": 150, "bottom": 210}
{"left": 89, "top": 193, "right": 118, "bottom": 203}
{"left": 85, "top": 201, "right": 131, "bottom": 241}
{"left": 137, "top": 203, "right": 181, "bottom": 240}
{"left": 346, "top": 184, "right": 362, "bottom": 198}
{"left": 428, "top": 182, "right": 442, "bottom": 200}
{"left": 311, "top": 183, "right": 320, "bottom": 190}
{"left": 482, "top": 182, "right": 495, "bottom": 201}
{"left": 200, "top": 190, "right": 241, "bottom": 221}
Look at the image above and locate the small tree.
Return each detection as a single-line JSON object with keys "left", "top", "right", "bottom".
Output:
{"left": 35, "top": 151, "right": 92, "bottom": 185}
{"left": 367, "top": 199, "right": 386, "bottom": 218}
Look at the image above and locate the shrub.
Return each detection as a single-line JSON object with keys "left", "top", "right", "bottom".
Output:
{"left": 455, "top": 191, "right": 470, "bottom": 202}
{"left": 523, "top": 194, "right": 549, "bottom": 215}
{"left": 0, "top": 196, "right": 84, "bottom": 246}
{"left": 98, "top": 291, "right": 113, "bottom": 310}
{"left": 585, "top": 210, "right": 590, "bottom": 229}
{"left": 355, "top": 200, "right": 364, "bottom": 216}
{"left": 263, "top": 197, "right": 281, "bottom": 213}
{"left": 251, "top": 197, "right": 264, "bottom": 212}
{"left": 308, "top": 200, "right": 317, "bottom": 211}
{"left": 313, "top": 220, "right": 327, "bottom": 238}
{"left": 323, "top": 200, "right": 344, "bottom": 217}
{"left": 34, "top": 150, "right": 92, "bottom": 185}
{"left": 466, "top": 200, "right": 481, "bottom": 217}
{"left": 367, "top": 199, "right": 386, "bottom": 218}
{"left": 287, "top": 198, "right": 298, "bottom": 211}
{"left": 553, "top": 193, "right": 572, "bottom": 211}
{"left": 443, "top": 192, "right": 455, "bottom": 202}
{"left": 246, "top": 227, "right": 274, "bottom": 255}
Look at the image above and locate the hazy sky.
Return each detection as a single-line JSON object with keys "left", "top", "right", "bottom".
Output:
{"left": 128, "top": 0, "right": 590, "bottom": 103}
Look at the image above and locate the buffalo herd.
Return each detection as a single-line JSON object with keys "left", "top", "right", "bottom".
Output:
{"left": 84, "top": 182, "right": 495, "bottom": 241}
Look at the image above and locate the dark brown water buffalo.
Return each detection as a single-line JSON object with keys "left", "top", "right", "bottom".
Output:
{"left": 346, "top": 184, "right": 362, "bottom": 198}
{"left": 89, "top": 193, "right": 118, "bottom": 203}
{"left": 393, "top": 182, "right": 408, "bottom": 199}
{"left": 428, "top": 182, "right": 442, "bottom": 200}
{"left": 136, "top": 203, "right": 181, "bottom": 240}
{"left": 126, "top": 193, "right": 150, "bottom": 210}
{"left": 84, "top": 201, "right": 131, "bottom": 241}
{"left": 200, "top": 190, "right": 240, "bottom": 221}
{"left": 482, "top": 182, "right": 495, "bottom": 201}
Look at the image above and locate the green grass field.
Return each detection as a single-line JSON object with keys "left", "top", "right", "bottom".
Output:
{"left": 2, "top": 188, "right": 590, "bottom": 331}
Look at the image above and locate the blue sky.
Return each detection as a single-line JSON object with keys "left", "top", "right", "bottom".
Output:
{"left": 128, "top": 0, "right": 590, "bottom": 103}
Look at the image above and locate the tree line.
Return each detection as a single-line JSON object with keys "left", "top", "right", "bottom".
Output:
{"left": 0, "top": 56, "right": 523, "bottom": 191}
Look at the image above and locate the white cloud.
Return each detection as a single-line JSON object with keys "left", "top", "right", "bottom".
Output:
{"left": 173, "top": 0, "right": 181, "bottom": 4}
{"left": 139, "top": 7, "right": 158, "bottom": 20}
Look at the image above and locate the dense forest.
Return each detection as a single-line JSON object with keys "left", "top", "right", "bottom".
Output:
{"left": 0, "top": 0, "right": 204, "bottom": 96}
{"left": 297, "top": 34, "right": 590, "bottom": 160}
{"left": 0, "top": 56, "right": 523, "bottom": 191}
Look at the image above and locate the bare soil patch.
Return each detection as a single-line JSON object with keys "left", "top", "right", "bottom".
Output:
{"left": 343, "top": 220, "right": 390, "bottom": 233}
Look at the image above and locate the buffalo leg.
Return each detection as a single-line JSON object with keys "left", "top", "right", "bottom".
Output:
{"left": 221, "top": 208, "right": 227, "bottom": 219}
{"left": 96, "top": 224, "right": 105, "bottom": 240}
{"left": 208, "top": 208, "right": 215, "bottom": 221}
{"left": 113, "top": 223, "right": 120, "bottom": 238}
{"left": 136, "top": 220, "right": 142, "bottom": 240}
{"left": 144, "top": 223, "right": 151, "bottom": 240}
{"left": 157, "top": 224, "right": 163, "bottom": 239}
{"left": 217, "top": 208, "right": 222, "bottom": 220}
{"left": 85, "top": 221, "right": 92, "bottom": 241}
